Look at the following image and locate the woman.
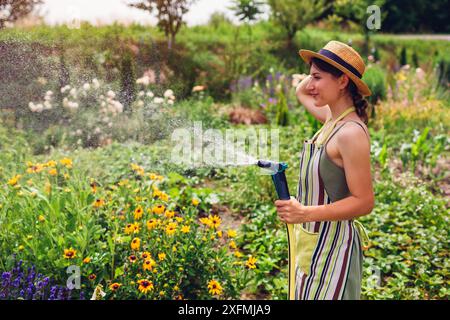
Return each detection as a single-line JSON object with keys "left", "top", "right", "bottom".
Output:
{"left": 275, "top": 41, "right": 375, "bottom": 300}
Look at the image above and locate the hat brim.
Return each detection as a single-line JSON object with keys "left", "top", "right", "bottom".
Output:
{"left": 299, "top": 49, "right": 372, "bottom": 97}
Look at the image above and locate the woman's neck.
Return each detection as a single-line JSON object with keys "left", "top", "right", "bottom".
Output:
{"left": 328, "top": 96, "right": 355, "bottom": 122}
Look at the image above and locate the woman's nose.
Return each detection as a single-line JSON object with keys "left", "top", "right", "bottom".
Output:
{"left": 306, "top": 80, "right": 314, "bottom": 91}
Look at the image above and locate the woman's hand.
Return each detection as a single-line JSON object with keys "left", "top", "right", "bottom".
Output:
{"left": 275, "top": 196, "right": 311, "bottom": 224}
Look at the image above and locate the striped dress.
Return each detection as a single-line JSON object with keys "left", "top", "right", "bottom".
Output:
{"left": 286, "top": 106, "right": 369, "bottom": 300}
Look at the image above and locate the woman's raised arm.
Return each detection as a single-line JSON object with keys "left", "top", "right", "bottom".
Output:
{"left": 295, "top": 75, "right": 330, "bottom": 124}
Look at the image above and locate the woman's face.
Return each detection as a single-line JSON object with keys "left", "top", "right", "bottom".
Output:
{"left": 306, "top": 63, "right": 345, "bottom": 107}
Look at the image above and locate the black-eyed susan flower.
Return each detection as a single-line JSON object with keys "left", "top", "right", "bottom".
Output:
{"left": 109, "top": 283, "right": 122, "bottom": 291}
{"left": 146, "top": 219, "right": 159, "bottom": 230}
{"left": 124, "top": 223, "right": 134, "bottom": 234}
{"left": 152, "top": 205, "right": 165, "bottom": 215}
{"left": 217, "top": 230, "right": 223, "bottom": 238}
{"left": 60, "top": 158, "right": 73, "bottom": 169}
{"left": 93, "top": 198, "right": 105, "bottom": 208}
{"left": 131, "top": 238, "right": 141, "bottom": 250}
{"left": 159, "top": 192, "right": 169, "bottom": 201}
{"left": 158, "top": 253, "right": 166, "bottom": 261}
{"left": 165, "top": 222, "right": 177, "bottom": 236}
{"left": 129, "top": 255, "right": 137, "bottom": 263}
{"left": 38, "top": 215, "right": 46, "bottom": 223}
{"left": 210, "top": 215, "right": 221, "bottom": 229}
{"left": 245, "top": 255, "right": 257, "bottom": 269}
{"left": 48, "top": 168, "right": 58, "bottom": 176}
{"left": 63, "top": 248, "right": 77, "bottom": 259}
{"left": 142, "top": 258, "right": 156, "bottom": 271}
{"left": 137, "top": 279, "right": 154, "bottom": 294}
{"left": 46, "top": 160, "right": 57, "bottom": 168}
{"left": 83, "top": 257, "right": 91, "bottom": 264}
{"left": 181, "top": 225, "right": 190, "bottom": 234}
{"left": 207, "top": 280, "right": 223, "bottom": 296}
{"left": 88, "top": 274, "right": 97, "bottom": 281}
{"left": 234, "top": 250, "right": 243, "bottom": 258}
{"left": 199, "top": 217, "right": 212, "bottom": 228}
{"left": 141, "top": 251, "right": 151, "bottom": 260}
{"left": 134, "top": 206, "right": 144, "bottom": 220}
{"left": 26, "top": 164, "right": 43, "bottom": 174}
{"left": 192, "top": 198, "right": 200, "bottom": 206}
{"left": 164, "top": 210, "right": 175, "bottom": 219}
{"left": 7, "top": 175, "right": 22, "bottom": 186}
{"left": 227, "top": 229, "right": 237, "bottom": 238}
{"left": 90, "top": 182, "right": 97, "bottom": 194}
{"left": 229, "top": 241, "right": 237, "bottom": 250}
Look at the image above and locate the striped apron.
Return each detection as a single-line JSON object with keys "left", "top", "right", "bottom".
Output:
{"left": 286, "top": 106, "right": 369, "bottom": 300}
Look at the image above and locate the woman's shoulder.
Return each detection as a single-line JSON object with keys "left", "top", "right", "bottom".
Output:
{"left": 335, "top": 119, "right": 371, "bottom": 149}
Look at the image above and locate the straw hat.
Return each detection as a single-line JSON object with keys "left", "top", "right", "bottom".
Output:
{"left": 299, "top": 41, "right": 372, "bottom": 97}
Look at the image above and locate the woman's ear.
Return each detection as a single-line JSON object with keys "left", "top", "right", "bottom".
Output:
{"left": 338, "top": 74, "right": 350, "bottom": 90}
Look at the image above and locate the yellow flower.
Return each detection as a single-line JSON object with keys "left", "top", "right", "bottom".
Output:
{"left": 142, "top": 258, "right": 156, "bottom": 271}
{"left": 7, "top": 175, "right": 22, "bottom": 186}
{"left": 26, "top": 179, "right": 33, "bottom": 186}
{"left": 234, "top": 250, "right": 243, "bottom": 258}
{"left": 137, "top": 279, "right": 154, "bottom": 294}
{"left": 175, "top": 217, "right": 183, "bottom": 223}
{"left": 118, "top": 179, "right": 129, "bottom": 187}
{"left": 38, "top": 215, "right": 46, "bottom": 223}
{"left": 152, "top": 205, "right": 165, "bottom": 215}
{"left": 26, "top": 164, "right": 43, "bottom": 174}
{"left": 217, "top": 230, "right": 223, "bottom": 238}
{"left": 90, "top": 182, "right": 97, "bottom": 194}
{"left": 229, "top": 241, "right": 237, "bottom": 249}
{"left": 164, "top": 210, "right": 175, "bottom": 219}
{"left": 165, "top": 222, "right": 177, "bottom": 236}
{"left": 172, "top": 246, "right": 177, "bottom": 252}
{"left": 48, "top": 168, "right": 58, "bottom": 176}
{"left": 158, "top": 253, "right": 166, "bottom": 261}
{"left": 159, "top": 291, "right": 165, "bottom": 297}
{"left": 46, "top": 160, "right": 57, "bottom": 168}
{"left": 199, "top": 217, "right": 212, "bottom": 227}
{"left": 83, "top": 257, "right": 91, "bottom": 264}
{"left": 60, "top": 158, "right": 73, "bottom": 169}
{"left": 109, "top": 283, "right": 122, "bottom": 291}
{"left": 63, "top": 173, "right": 70, "bottom": 180}
{"left": 131, "top": 164, "right": 145, "bottom": 176}
{"left": 63, "top": 248, "right": 77, "bottom": 259}
{"left": 18, "top": 245, "right": 24, "bottom": 251}
{"left": 159, "top": 192, "right": 169, "bottom": 201}
{"left": 131, "top": 238, "right": 141, "bottom": 250}
{"left": 44, "top": 181, "right": 51, "bottom": 194}
{"left": 129, "top": 255, "right": 138, "bottom": 263}
{"left": 173, "top": 285, "right": 179, "bottom": 291}
{"left": 181, "top": 225, "right": 190, "bottom": 234}
{"left": 207, "top": 280, "right": 223, "bottom": 296}
{"left": 134, "top": 206, "right": 144, "bottom": 220}
{"left": 227, "top": 229, "right": 237, "bottom": 238}
{"left": 209, "top": 215, "right": 221, "bottom": 229}
{"left": 192, "top": 198, "right": 200, "bottom": 206}
{"left": 146, "top": 219, "right": 159, "bottom": 230}
{"left": 141, "top": 251, "right": 151, "bottom": 260}
{"left": 93, "top": 198, "right": 105, "bottom": 208}
{"left": 245, "top": 255, "right": 257, "bottom": 269}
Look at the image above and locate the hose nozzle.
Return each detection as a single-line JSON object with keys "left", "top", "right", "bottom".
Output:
{"left": 257, "top": 160, "right": 288, "bottom": 174}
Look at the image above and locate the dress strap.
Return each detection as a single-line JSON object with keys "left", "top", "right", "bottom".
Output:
{"left": 315, "top": 107, "right": 355, "bottom": 146}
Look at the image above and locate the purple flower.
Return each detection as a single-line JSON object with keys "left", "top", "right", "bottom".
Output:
{"left": 1, "top": 272, "right": 11, "bottom": 281}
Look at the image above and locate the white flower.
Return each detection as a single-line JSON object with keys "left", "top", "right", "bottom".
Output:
{"left": 61, "top": 85, "right": 71, "bottom": 93}
{"left": 146, "top": 91, "right": 154, "bottom": 98}
{"left": 63, "top": 98, "right": 70, "bottom": 108}
{"left": 108, "top": 122, "right": 113, "bottom": 128}
{"left": 139, "top": 91, "right": 145, "bottom": 97}
{"left": 99, "top": 95, "right": 105, "bottom": 100}
{"left": 44, "top": 101, "right": 52, "bottom": 110}
{"left": 114, "top": 101, "right": 124, "bottom": 113}
{"left": 70, "top": 88, "right": 77, "bottom": 97}
{"left": 167, "top": 99, "right": 174, "bottom": 105}
{"left": 107, "top": 90, "right": 116, "bottom": 99}
{"left": 69, "top": 102, "right": 79, "bottom": 110}
{"left": 101, "top": 101, "right": 106, "bottom": 108}
{"left": 46, "top": 90, "right": 53, "bottom": 96}
{"left": 83, "top": 83, "right": 91, "bottom": 91}
{"left": 76, "top": 129, "right": 83, "bottom": 136}
{"left": 153, "top": 97, "right": 164, "bottom": 104}
{"left": 94, "top": 127, "right": 101, "bottom": 134}
{"left": 102, "top": 117, "right": 110, "bottom": 123}
{"left": 92, "top": 78, "right": 100, "bottom": 89}
{"left": 137, "top": 100, "right": 144, "bottom": 107}
{"left": 34, "top": 103, "right": 44, "bottom": 113}
{"left": 164, "top": 89, "right": 174, "bottom": 98}
{"left": 136, "top": 75, "right": 150, "bottom": 86}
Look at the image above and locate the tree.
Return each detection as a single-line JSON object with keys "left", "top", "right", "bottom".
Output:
{"left": 229, "top": 0, "right": 264, "bottom": 44}
{"left": 128, "top": 0, "right": 197, "bottom": 49}
{"left": 0, "top": 0, "right": 43, "bottom": 29}
{"left": 267, "top": 0, "right": 329, "bottom": 48}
